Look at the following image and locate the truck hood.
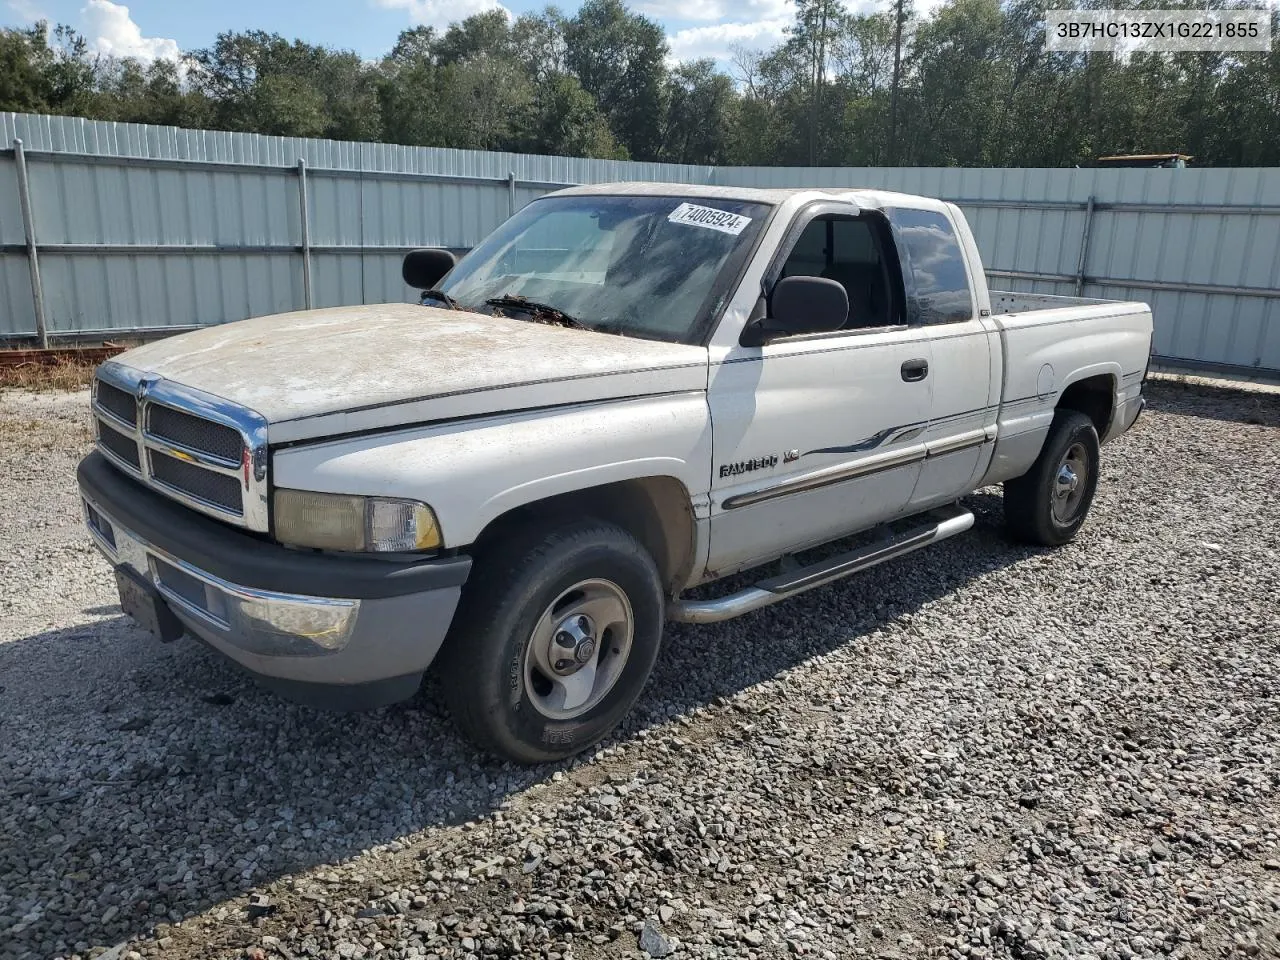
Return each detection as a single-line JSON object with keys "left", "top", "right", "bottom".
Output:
{"left": 113, "top": 303, "right": 709, "bottom": 443}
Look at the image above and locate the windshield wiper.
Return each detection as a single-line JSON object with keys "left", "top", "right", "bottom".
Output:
{"left": 421, "top": 288, "right": 459, "bottom": 310}
{"left": 484, "top": 294, "right": 586, "bottom": 329}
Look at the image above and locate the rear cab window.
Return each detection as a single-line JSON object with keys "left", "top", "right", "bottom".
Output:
{"left": 884, "top": 208, "right": 975, "bottom": 325}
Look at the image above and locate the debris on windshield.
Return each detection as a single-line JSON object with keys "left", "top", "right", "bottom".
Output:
{"left": 485, "top": 294, "right": 586, "bottom": 330}
{"left": 420, "top": 288, "right": 459, "bottom": 310}
{"left": 529, "top": 311, "right": 580, "bottom": 329}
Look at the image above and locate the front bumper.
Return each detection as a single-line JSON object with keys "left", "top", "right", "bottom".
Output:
{"left": 77, "top": 452, "right": 471, "bottom": 709}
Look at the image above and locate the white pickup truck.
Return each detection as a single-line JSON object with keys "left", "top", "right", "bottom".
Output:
{"left": 78, "top": 183, "right": 1152, "bottom": 762}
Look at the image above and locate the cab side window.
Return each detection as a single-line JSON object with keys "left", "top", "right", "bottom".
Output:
{"left": 884, "top": 208, "right": 974, "bottom": 325}
{"left": 778, "top": 216, "right": 897, "bottom": 330}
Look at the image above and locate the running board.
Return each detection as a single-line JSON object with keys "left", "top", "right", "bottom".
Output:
{"left": 668, "top": 504, "right": 975, "bottom": 624}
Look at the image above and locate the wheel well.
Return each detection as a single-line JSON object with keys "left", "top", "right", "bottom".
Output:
{"left": 470, "top": 478, "right": 697, "bottom": 595}
{"left": 1057, "top": 375, "right": 1114, "bottom": 437}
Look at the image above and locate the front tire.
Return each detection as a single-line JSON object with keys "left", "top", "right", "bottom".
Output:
{"left": 1003, "top": 409, "right": 1101, "bottom": 546}
{"left": 438, "top": 519, "right": 664, "bottom": 764}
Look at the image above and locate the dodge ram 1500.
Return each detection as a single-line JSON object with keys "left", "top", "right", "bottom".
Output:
{"left": 78, "top": 183, "right": 1153, "bottom": 762}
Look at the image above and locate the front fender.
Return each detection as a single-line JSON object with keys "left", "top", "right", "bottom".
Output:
{"left": 272, "top": 393, "right": 713, "bottom": 548}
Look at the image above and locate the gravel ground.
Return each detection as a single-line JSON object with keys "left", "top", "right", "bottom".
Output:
{"left": 1, "top": 380, "right": 1278, "bottom": 960}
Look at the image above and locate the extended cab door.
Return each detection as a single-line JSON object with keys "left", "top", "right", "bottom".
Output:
{"left": 884, "top": 204, "right": 999, "bottom": 509}
{"left": 705, "top": 203, "right": 934, "bottom": 576}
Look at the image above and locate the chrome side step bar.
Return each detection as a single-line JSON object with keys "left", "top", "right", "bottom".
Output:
{"left": 668, "top": 504, "right": 975, "bottom": 624}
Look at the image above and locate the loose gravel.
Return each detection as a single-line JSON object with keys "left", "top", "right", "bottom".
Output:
{"left": 1, "top": 379, "right": 1278, "bottom": 960}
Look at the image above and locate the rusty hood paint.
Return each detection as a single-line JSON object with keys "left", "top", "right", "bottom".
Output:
{"left": 112, "top": 303, "right": 710, "bottom": 443}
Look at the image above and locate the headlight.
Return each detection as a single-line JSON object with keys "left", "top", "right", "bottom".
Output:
{"left": 273, "top": 489, "right": 442, "bottom": 552}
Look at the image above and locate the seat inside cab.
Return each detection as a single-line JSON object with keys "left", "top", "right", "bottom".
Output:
{"left": 778, "top": 217, "right": 893, "bottom": 329}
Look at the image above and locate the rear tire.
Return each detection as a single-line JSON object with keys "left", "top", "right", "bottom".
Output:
{"left": 438, "top": 519, "right": 664, "bottom": 764}
{"left": 1004, "top": 409, "right": 1100, "bottom": 546}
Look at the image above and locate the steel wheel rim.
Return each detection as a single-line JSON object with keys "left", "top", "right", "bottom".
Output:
{"left": 523, "top": 578, "right": 634, "bottom": 721}
{"left": 1051, "top": 441, "right": 1090, "bottom": 524}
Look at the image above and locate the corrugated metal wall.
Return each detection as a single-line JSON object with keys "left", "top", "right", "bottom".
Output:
{"left": 2, "top": 112, "right": 1277, "bottom": 374}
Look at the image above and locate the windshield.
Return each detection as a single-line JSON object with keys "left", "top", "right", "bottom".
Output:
{"left": 438, "top": 195, "right": 772, "bottom": 344}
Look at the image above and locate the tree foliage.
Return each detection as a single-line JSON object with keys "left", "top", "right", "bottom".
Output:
{"left": 1, "top": 1, "right": 1278, "bottom": 167}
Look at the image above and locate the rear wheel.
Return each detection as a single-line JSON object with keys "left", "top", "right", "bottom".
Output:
{"left": 438, "top": 519, "right": 664, "bottom": 764}
{"left": 1004, "top": 409, "right": 1100, "bottom": 546}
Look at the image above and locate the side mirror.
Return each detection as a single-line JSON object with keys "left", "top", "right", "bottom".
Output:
{"left": 741, "top": 276, "right": 849, "bottom": 346}
{"left": 402, "top": 248, "right": 457, "bottom": 290}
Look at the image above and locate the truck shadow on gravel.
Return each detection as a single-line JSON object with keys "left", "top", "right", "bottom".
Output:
{"left": 0, "top": 491, "right": 1043, "bottom": 956}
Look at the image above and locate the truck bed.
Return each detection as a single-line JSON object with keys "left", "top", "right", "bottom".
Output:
{"left": 989, "top": 289, "right": 1119, "bottom": 315}
{"left": 976, "top": 288, "right": 1153, "bottom": 487}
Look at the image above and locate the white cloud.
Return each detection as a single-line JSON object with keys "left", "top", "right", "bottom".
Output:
{"left": 667, "top": 17, "right": 791, "bottom": 63}
{"left": 372, "top": 0, "right": 510, "bottom": 31}
{"left": 637, "top": 0, "right": 792, "bottom": 22}
{"left": 81, "top": 0, "right": 181, "bottom": 62}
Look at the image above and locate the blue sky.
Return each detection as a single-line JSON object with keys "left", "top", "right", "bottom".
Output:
{"left": 0, "top": 0, "right": 816, "bottom": 71}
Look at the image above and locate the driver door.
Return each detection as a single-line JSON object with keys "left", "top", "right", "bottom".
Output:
{"left": 705, "top": 206, "right": 934, "bottom": 576}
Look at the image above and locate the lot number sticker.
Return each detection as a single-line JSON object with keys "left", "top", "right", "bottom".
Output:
{"left": 668, "top": 202, "right": 752, "bottom": 236}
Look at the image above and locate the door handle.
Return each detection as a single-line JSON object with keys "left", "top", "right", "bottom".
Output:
{"left": 901, "top": 358, "right": 929, "bottom": 382}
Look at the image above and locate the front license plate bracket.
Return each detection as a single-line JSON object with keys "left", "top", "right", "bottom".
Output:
{"left": 115, "top": 566, "right": 184, "bottom": 643}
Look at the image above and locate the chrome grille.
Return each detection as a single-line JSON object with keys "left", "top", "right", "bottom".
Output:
{"left": 97, "top": 420, "right": 141, "bottom": 470}
{"left": 149, "top": 451, "right": 244, "bottom": 513}
{"left": 91, "top": 362, "right": 270, "bottom": 531}
{"left": 148, "top": 404, "right": 243, "bottom": 463}
{"left": 96, "top": 380, "right": 137, "bottom": 427}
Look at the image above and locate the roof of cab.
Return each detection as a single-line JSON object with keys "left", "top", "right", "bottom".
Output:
{"left": 549, "top": 180, "right": 951, "bottom": 213}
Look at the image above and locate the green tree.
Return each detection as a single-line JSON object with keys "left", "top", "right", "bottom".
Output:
{"left": 729, "top": 34, "right": 822, "bottom": 166}
{"left": 386, "top": 25, "right": 438, "bottom": 67}
{"left": 524, "top": 72, "right": 624, "bottom": 158}
{"left": 188, "top": 31, "right": 380, "bottom": 139}
{"left": 93, "top": 57, "right": 211, "bottom": 127}
{"left": 0, "top": 24, "right": 58, "bottom": 112}
{"left": 1212, "top": 15, "right": 1280, "bottom": 165}
{"left": 0, "top": 22, "right": 98, "bottom": 115}
{"left": 791, "top": 0, "right": 845, "bottom": 164}
{"left": 565, "top": 0, "right": 668, "bottom": 161}
{"left": 3, "top": 0, "right": 1279, "bottom": 169}
{"left": 513, "top": 8, "right": 570, "bottom": 83}
{"left": 519, "top": 8, "right": 623, "bottom": 159}
{"left": 906, "top": 0, "right": 1007, "bottom": 165}
{"left": 435, "top": 10, "right": 515, "bottom": 66}
{"left": 377, "top": 13, "right": 620, "bottom": 159}
{"left": 829, "top": 12, "right": 897, "bottom": 165}
{"left": 661, "top": 59, "right": 735, "bottom": 165}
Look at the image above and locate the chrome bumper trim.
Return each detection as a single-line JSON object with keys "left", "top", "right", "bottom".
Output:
{"left": 84, "top": 494, "right": 360, "bottom": 655}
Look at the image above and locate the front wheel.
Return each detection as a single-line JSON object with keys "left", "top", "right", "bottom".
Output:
{"left": 438, "top": 519, "right": 664, "bottom": 764}
{"left": 1003, "top": 409, "right": 1101, "bottom": 546}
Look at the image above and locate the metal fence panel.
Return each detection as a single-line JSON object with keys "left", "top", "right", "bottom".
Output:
{"left": 311, "top": 253, "right": 366, "bottom": 311}
{"left": 1, "top": 112, "right": 1277, "bottom": 374}
{"left": 1, "top": 256, "right": 35, "bottom": 333}
{"left": 0, "top": 157, "right": 23, "bottom": 247}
